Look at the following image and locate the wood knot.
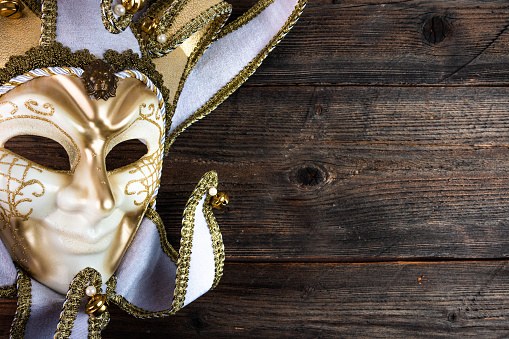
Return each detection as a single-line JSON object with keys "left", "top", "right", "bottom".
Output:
{"left": 422, "top": 15, "right": 452, "bottom": 44}
{"left": 447, "top": 310, "right": 460, "bottom": 322}
{"left": 293, "top": 164, "right": 327, "bottom": 188}
{"left": 187, "top": 312, "right": 209, "bottom": 332}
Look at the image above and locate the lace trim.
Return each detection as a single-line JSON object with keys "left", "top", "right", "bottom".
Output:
{"left": 0, "top": 44, "right": 171, "bottom": 143}
{"left": 166, "top": 0, "right": 307, "bottom": 148}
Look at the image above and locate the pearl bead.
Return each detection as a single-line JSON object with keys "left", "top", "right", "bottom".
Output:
{"left": 157, "top": 34, "right": 167, "bottom": 43}
{"left": 208, "top": 187, "right": 217, "bottom": 196}
{"left": 113, "top": 4, "right": 126, "bottom": 16}
{"left": 85, "top": 285, "right": 97, "bottom": 297}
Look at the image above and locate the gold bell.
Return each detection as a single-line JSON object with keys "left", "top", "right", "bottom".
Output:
{"left": 141, "top": 16, "right": 159, "bottom": 35}
{"left": 85, "top": 293, "right": 108, "bottom": 317}
{"left": 122, "top": 0, "right": 146, "bottom": 14}
{"left": 211, "top": 192, "right": 229, "bottom": 210}
{"left": 0, "top": 0, "right": 23, "bottom": 19}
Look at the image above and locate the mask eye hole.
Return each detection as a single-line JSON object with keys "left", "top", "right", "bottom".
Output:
{"left": 106, "top": 139, "right": 148, "bottom": 171}
{"left": 3, "top": 135, "right": 71, "bottom": 171}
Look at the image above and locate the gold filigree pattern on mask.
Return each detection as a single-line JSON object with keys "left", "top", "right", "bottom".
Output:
{"left": 24, "top": 99, "right": 54, "bottom": 116}
{"left": 0, "top": 151, "right": 45, "bottom": 264}
{"left": 0, "top": 152, "right": 45, "bottom": 224}
{"left": 123, "top": 103, "right": 163, "bottom": 207}
{"left": 0, "top": 101, "right": 18, "bottom": 117}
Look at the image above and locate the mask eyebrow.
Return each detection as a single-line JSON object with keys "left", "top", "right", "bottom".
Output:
{"left": 5, "top": 75, "right": 159, "bottom": 137}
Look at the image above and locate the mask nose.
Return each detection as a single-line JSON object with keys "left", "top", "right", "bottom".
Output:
{"left": 56, "top": 154, "right": 115, "bottom": 219}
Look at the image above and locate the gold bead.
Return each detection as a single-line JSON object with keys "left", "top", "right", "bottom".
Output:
{"left": 121, "top": 0, "right": 146, "bottom": 14}
{"left": 141, "top": 16, "right": 159, "bottom": 35}
{"left": 211, "top": 192, "right": 229, "bottom": 210}
{"left": 85, "top": 293, "right": 108, "bottom": 317}
{"left": 0, "top": 0, "right": 23, "bottom": 19}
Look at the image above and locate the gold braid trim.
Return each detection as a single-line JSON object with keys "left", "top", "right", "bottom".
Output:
{"left": 166, "top": 0, "right": 307, "bottom": 149}
{"left": 107, "top": 171, "right": 222, "bottom": 318}
{"left": 154, "top": 0, "right": 192, "bottom": 35}
{"left": 132, "top": 0, "right": 180, "bottom": 54}
{"left": 137, "top": 0, "right": 176, "bottom": 23}
{"left": 101, "top": 0, "right": 135, "bottom": 33}
{"left": 0, "top": 284, "right": 16, "bottom": 298}
{"left": 145, "top": 207, "right": 179, "bottom": 263}
{"left": 171, "top": 171, "right": 218, "bottom": 312}
{"left": 87, "top": 309, "right": 110, "bottom": 339}
{"left": 107, "top": 276, "right": 159, "bottom": 319}
{"left": 216, "top": 0, "right": 274, "bottom": 40}
{"left": 145, "top": 1, "right": 231, "bottom": 57}
{"left": 40, "top": 0, "right": 57, "bottom": 46}
{"left": 23, "top": 0, "right": 42, "bottom": 17}
{"left": 163, "top": 6, "right": 230, "bottom": 154}
{"left": 10, "top": 269, "right": 31, "bottom": 339}
{"left": 54, "top": 268, "right": 103, "bottom": 338}
{"left": 204, "top": 191, "right": 224, "bottom": 289}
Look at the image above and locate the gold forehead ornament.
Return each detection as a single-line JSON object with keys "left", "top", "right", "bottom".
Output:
{"left": 82, "top": 59, "right": 118, "bottom": 100}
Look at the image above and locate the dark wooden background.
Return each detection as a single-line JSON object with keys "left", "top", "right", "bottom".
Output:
{"left": 5, "top": 0, "right": 509, "bottom": 337}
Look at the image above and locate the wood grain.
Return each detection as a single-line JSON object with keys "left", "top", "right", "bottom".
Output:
{"left": 103, "top": 262, "right": 509, "bottom": 338}
{"left": 4, "top": 0, "right": 509, "bottom": 337}
{"left": 7, "top": 262, "right": 509, "bottom": 338}
{"left": 160, "top": 86, "right": 509, "bottom": 261}
{"left": 5, "top": 260, "right": 509, "bottom": 338}
{"left": 235, "top": 0, "right": 509, "bottom": 86}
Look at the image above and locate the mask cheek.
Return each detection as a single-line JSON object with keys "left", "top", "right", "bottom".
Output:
{"left": 0, "top": 152, "right": 64, "bottom": 264}
{"left": 108, "top": 157, "right": 161, "bottom": 212}
{"left": 23, "top": 170, "right": 68, "bottom": 221}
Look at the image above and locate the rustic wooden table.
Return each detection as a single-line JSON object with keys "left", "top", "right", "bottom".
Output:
{"left": 4, "top": 0, "right": 509, "bottom": 337}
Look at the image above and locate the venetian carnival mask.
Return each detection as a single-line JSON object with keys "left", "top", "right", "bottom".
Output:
{"left": 0, "top": 74, "right": 164, "bottom": 294}
{"left": 0, "top": 0, "right": 305, "bottom": 337}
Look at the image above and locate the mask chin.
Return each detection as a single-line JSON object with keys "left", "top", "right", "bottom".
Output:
{"left": 0, "top": 74, "right": 165, "bottom": 294}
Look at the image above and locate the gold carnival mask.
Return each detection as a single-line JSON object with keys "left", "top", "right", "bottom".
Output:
{"left": 0, "top": 0, "right": 305, "bottom": 335}
{"left": 0, "top": 74, "right": 164, "bottom": 294}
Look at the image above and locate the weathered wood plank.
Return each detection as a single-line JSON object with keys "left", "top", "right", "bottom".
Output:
{"left": 227, "top": 0, "right": 509, "bottom": 86}
{"left": 159, "top": 86, "right": 509, "bottom": 261}
{"left": 93, "top": 262, "right": 509, "bottom": 337}
{"left": 4, "top": 262, "right": 509, "bottom": 338}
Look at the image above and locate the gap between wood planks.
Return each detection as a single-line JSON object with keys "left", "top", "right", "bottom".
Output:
{"left": 224, "top": 257, "right": 509, "bottom": 264}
